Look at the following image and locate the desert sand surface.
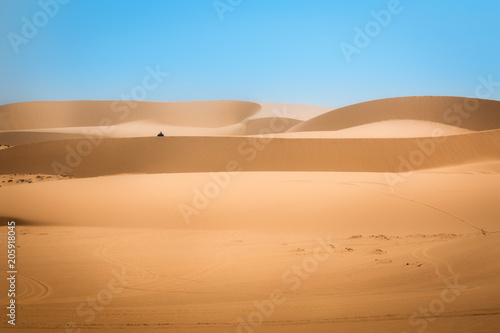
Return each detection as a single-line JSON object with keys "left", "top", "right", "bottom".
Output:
{"left": 1, "top": 96, "right": 500, "bottom": 332}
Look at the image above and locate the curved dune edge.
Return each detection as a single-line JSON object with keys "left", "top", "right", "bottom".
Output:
{"left": 243, "top": 117, "right": 302, "bottom": 135}
{"left": 277, "top": 120, "right": 474, "bottom": 138}
{"left": 0, "top": 130, "right": 499, "bottom": 177}
{"left": 248, "top": 101, "right": 333, "bottom": 121}
{"left": 288, "top": 96, "right": 500, "bottom": 133}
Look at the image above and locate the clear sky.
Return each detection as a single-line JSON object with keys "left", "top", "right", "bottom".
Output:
{"left": 1, "top": 0, "right": 499, "bottom": 107}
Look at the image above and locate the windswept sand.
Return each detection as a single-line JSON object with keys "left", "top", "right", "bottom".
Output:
{"left": 0, "top": 97, "right": 499, "bottom": 332}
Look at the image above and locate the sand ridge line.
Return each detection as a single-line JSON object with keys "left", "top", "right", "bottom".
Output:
{"left": 342, "top": 181, "right": 485, "bottom": 232}
{"left": 341, "top": 181, "right": 398, "bottom": 194}
{"left": 289, "top": 96, "right": 500, "bottom": 133}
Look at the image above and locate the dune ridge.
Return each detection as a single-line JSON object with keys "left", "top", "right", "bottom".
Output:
{"left": 2, "top": 97, "right": 499, "bottom": 147}
{"left": 0, "top": 130, "right": 499, "bottom": 177}
{"left": 288, "top": 96, "right": 500, "bottom": 133}
{"left": 0, "top": 100, "right": 262, "bottom": 130}
{"left": 277, "top": 119, "right": 475, "bottom": 138}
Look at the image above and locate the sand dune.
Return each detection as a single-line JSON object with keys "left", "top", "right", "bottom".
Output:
{"left": 247, "top": 102, "right": 332, "bottom": 121}
{"left": 288, "top": 96, "right": 500, "bottom": 133}
{"left": 1, "top": 96, "right": 499, "bottom": 332}
{"left": 0, "top": 172, "right": 498, "bottom": 234}
{"left": 0, "top": 131, "right": 94, "bottom": 146}
{"left": 0, "top": 130, "right": 499, "bottom": 177}
{"left": 0, "top": 100, "right": 332, "bottom": 145}
{"left": 0, "top": 121, "right": 249, "bottom": 146}
{"left": 1, "top": 226, "right": 498, "bottom": 332}
{"left": 0, "top": 100, "right": 262, "bottom": 131}
{"left": 277, "top": 119, "right": 474, "bottom": 138}
{"left": 243, "top": 117, "right": 302, "bottom": 135}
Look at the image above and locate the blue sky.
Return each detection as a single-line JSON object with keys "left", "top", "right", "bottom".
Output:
{"left": 1, "top": 0, "right": 499, "bottom": 107}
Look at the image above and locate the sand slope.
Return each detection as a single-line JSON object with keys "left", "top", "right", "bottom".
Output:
{"left": 288, "top": 96, "right": 500, "bottom": 133}
{"left": 0, "top": 100, "right": 331, "bottom": 145}
{"left": 0, "top": 227, "right": 498, "bottom": 332}
{"left": 277, "top": 119, "right": 474, "bottom": 138}
{"left": 0, "top": 172, "right": 498, "bottom": 234}
{"left": 0, "top": 130, "right": 499, "bottom": 177}
{"left": 0, "top": 100, "right": 262, "bottom": 130}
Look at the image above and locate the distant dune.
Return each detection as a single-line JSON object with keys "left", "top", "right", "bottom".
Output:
{"left": 278, "top": 119, "right": 474, "bottom": 138}
{"left": 288, "top": 96, "right": 500, "bottom": 133}
{"left": 0, "top": 100, "right": 262, "bottom": 130}
{"left": 1, "top": 96, "right": 499, "bottom": 177}
{"left": 0, "top": 100, "right": 331, "bottom": 145}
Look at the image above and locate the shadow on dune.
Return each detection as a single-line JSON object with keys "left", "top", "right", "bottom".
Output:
{"left": 1, "top": 216, "right": 53, "bottom": 227}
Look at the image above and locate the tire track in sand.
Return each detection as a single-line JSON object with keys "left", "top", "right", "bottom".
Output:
{"left": 412, "top": 241, "right": 456, "bottom": 280}
{"left": 344, "top": 181, "right": 485, "bottom": 233}
{"left": 2, "top": 270, "right": 51, "bottom": 303}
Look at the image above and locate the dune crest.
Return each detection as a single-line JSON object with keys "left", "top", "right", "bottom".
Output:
{"left": 1, "top": 131, "right": 499, "bottom": 177}
{"left": 288, "top": 96, "right": 500, "bottom": 134}
{"left": 277, "top": 119, "right": 474, "bottom": 138}
{"left": 0, "top": 100, "right": 262, "bottom": 130}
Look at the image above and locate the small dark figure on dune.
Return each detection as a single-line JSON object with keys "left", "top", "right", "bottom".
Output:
{"left": 157, "top": 131, "right": 164, "bottom": 137}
